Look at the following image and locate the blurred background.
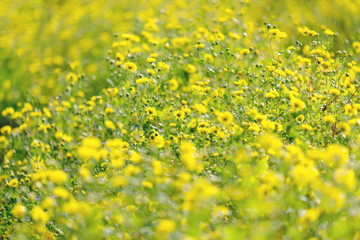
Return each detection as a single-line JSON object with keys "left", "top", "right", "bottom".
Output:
{"left": 1, "top": 0, "right": 360, "bottom": 123}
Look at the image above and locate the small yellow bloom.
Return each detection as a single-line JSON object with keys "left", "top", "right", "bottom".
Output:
{"left": 11, "top": 203, "right": 27, "bottom": 218}
{"left": 1, "top": 125, "right": 11, "bottom": 135}
{"left": 291, "top": 98, "right": 306, "bottom": 112}
{"left": 2, "top": 107, "right": 15, "bottom": 117}
{"left": 156, "top": 220, "right": 176, "bottom": 239}
{"left": 105, "top": 120, "right": 116, "bottom": 130}
{"left": 9, "top": 179, "right": 19, "bottom": 188}
{"left": 30, "top": 206, "right": 49, "bottom": 223}
{"left": 324, "top": 29, "right": 335, "bottom": 36}
{"left": 295, "top": 115, "right": 305, "bottom": 123}
{"left": 123, "top": 62, "right": 137, "bottom": 72}
{"left": 297, "top": 208, "right": 321, "bottom": 226}
{"left": 157, "top": 62, "right": 170, "bottom": 72}
{"left": 180, "top": 141, "right": 198, "bottom": 171}
{"left": 323, "top": 115, "right": 335, "bottom": 123}
{"left": 300, "top": 124, "right": 313, "bottom": 131}
{"left": 112, "top": 176, "right": 127, "bottom": 187}
{"left": 48, "top": 170, "right": 68, "bottom": 185}
{"left": 142, "top": 180, "right": 153, "bottom": 188}
{"left": 334, "top": 168, "right": 357, "bottom": 190}
{"left": 147, "top": 57, "right": 156, "bottom": 63}
{"left": 337, "top": 122, "right": 351, "bottom": 135}
{"left": 240, "top": 49, "right": 250, "bottom": 55}
{"left": 217, "top": 112, "right": 234, "bottom": 125}
{"left": 53, "top": 187, "right": 70, "bottom": 199}
{"left": 169, "top": 79, "right": 179, "bottom": 91}
{"left": 249, "top": 123, "right": 260, "bottom": 133}
{"left": 145, "top": 107, "right": 157, "bottom": 116}
{"left": 329, "top": 88, "right": 340, "bottom": 96}
{"left": 186, "top": 64, "right": 196, "bottom": 73}
{"left": 105, "top": 107, "right": 114, "bottom": 114}
{"left": 204, "top": 54, "right": 214, "bottom": 63}
{"left": 265, "top": 90, "right": 279, "bottom": 98}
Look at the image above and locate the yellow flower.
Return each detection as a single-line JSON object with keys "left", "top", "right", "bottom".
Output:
{"left": 297, "top": 208, "right": 321, "bottom": 226}
{"left": 300, "top": 124, "right": 313, "bottom": 131}
{"left": 136, "top": 77, "right": 150, "bottom": 85}
{"left": 105, "top": 107, "right": 114, "bottom": 114}
{"left": 142, "top": 180, "right": 153, "bottom": 188}
{"left": 63, "top": 200, "right": 91, "bottom": 215}
{"left": 299, "top": 28, "right": 319, "bottom": 37}
{"left": 41, "top": 197, "right": 54, "bottom": 209}
{"left": 295, "top": 115, "right": 305, "bottom": 123}
{"left": 53, "top": 187, "right": 70, "bottom": 199}
{"left": 30, "top": 206, "right": 49, "bottom": 223}
{"left": 217, "top": 112, "right": 234, "bottom": 125}
{"left": 329, "top": 88, "right": 340, "bottom": 96}
{"left": 1, "top": 125, "right": 11, "bottom": 135}
{"left": 266, "top": 65, "right": 276, "bottom": 72}
{"left": 9, "top": 179, "right": 19, "bottom": 188}
{"left": 11, "top": 203, "right": 27, "bottom": 219}
{"left": 186, "top": 64, "right": 196, "bottom": 73}
{"left": 42, "top": 107, "right": 52, "bottom": 118}
{"left": 147, "top": 68, "right": 156, "bottom": 75}
{"left": 169, "top": 135, "right": 179, "bottom": 144}
{"left": 249, "top": 123, "right": 260, "bottom": 133}
{"left": 22, "top": 103, "right": 33, "bottom": 113}
{"left": 152, "top": 160, "right": 164, "bottom": 175}
{"left": 325, "top": 144, "right": 349, "bottom": 166}
{"left": 195, "top": 42, "right": 205, "bottom": 49}
{"left": 204, "top": 54, "right": 214, "bottom": 63}
{"left": 180, "top": 141, "right": 198, "bottom": 171}
{"left": 147, "top": 57, "right": 156, "bottom": 63}
{"left": 156, "top": 220, "right": 176, "bottom": 239}
{"left": 291, "top": 162, "right": 319, "bottom": 189}
{"left": 290, "top": 98, "right": 306, "bottom": 112}
{"left": 65, "top": 72, "right": 78, "bottom": 84}
{"left": 324, "top": 29, "right": 335, "bottom": 36}
{"left": 157, "top": 62, "right": 170, "bottom": 72}
{"left": 150, "top": 132, "right": 165, "bottom": 148}
{"left": 105, "top": 120, "right": 116, "bottom": 130}
{"left": 77, "top": 137, "right": 103, "bottom": 162}
{"left": 188, "top": 119, "right": 197, "bottom": 128}
{"left": 82, "top": 137, "right": 101, "bottom": 149}
{"left": 337, "top": 122, "right": 351, "bottom": 135}
{"left": 240, "top": 49, "right": 250, "bottom": 55}
{"left": 124, "top": 165, "right": 141, "bottom": 176}
{"left": 48, "top": 170, "right": 68, "bottom": 185}
{"left": 169, "top": 79, "right": 179, "bottom": 91}
{"left": 323, "top": 115, "right": 335, "bottom": 123}
{"left": 2, "top": 107, "right": 15, "bottom": 117}
{"left": 79, "top": 167, "right": 91, "bottom": 182}
{"left": 115, "top": 52, "right": 125, "bottom": 61}
{"left": 129, "top": 151, "right": 142, "bottom": 163}
{"left": 334, "top": 168, "right": 357, "bottom": 190}
{"left": 258, "top": 134, "right": 282, "bottom": 155}
{"left": 123, "top": 62, "right": 137, "bottom": 72}
{"left": 112, "top": 176, "right": 127, "bottom": 187}
{"left": 174, "top": 110, "right": 185, "bottom": 120}
{"left": 268, "top": 29, "right": 287, "bottom": 40}
{"left": 265, "top": 90, "right": 279, "bottom": 98}
{"left": 145, "top": 107, "right": 157, "bottom": 116}
{"left": 194, "top": 104, "right": 207, "bottom": 114}
{"left": 274, "top": 69, "right": 286, "bottom": 77}
{"left": 353, "top": 41, "right": 360, "bottom": 53}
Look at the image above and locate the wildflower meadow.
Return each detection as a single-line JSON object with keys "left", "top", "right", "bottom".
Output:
{"left": 2, "top": 0, "right": 360, "bottom": 239}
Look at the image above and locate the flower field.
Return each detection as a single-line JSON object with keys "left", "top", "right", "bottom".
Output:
{"left": 2, "top": 0, "right": 360, "bottom": 239}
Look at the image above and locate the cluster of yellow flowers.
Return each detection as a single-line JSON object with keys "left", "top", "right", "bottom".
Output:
{"left": 3, "top": 0, "right": 360, "bottom": 239}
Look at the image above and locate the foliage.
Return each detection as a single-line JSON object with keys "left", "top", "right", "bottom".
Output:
{"left": 2, "top": 0, "right": 360, "bottom": 239}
